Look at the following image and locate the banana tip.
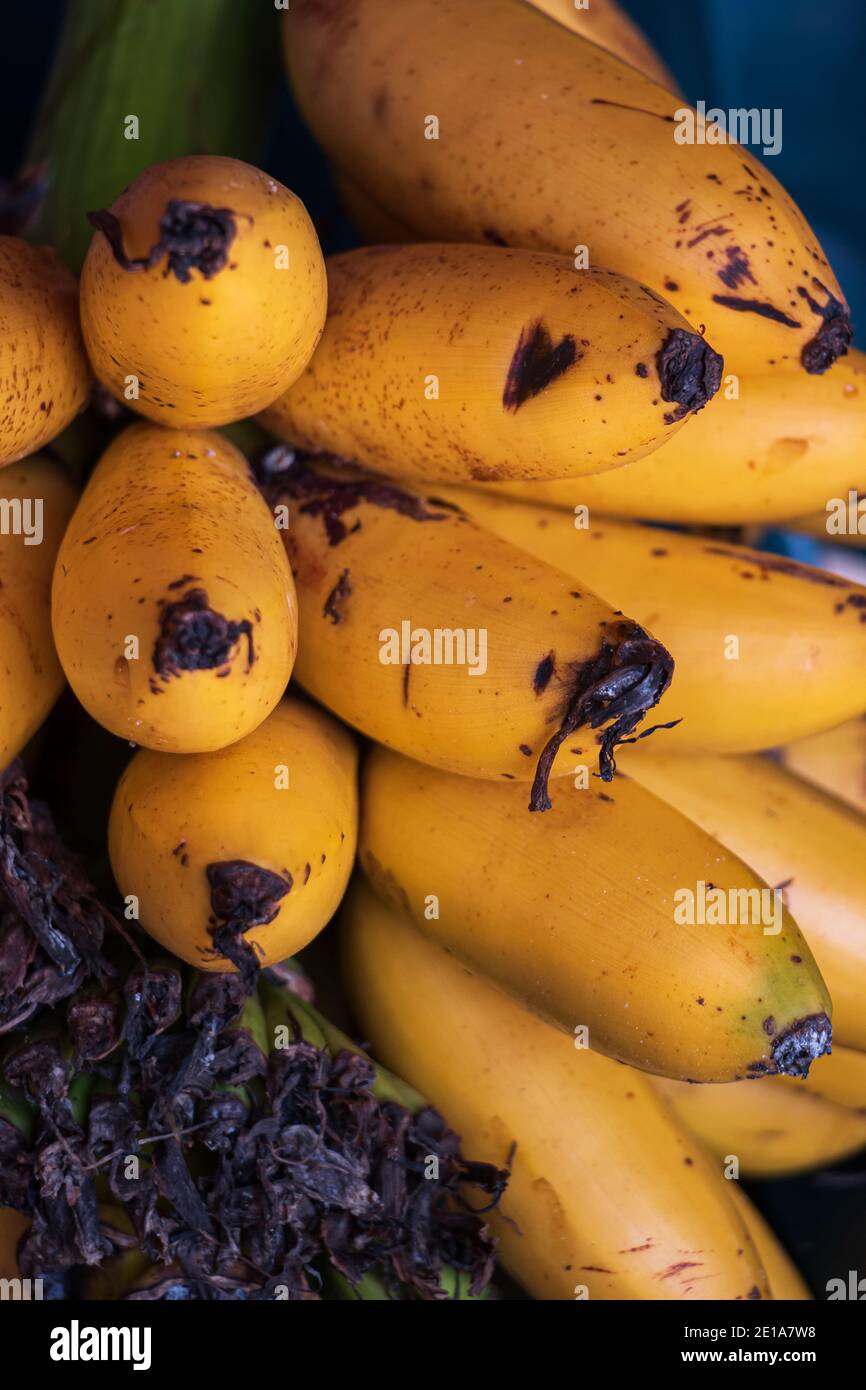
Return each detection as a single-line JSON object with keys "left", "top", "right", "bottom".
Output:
{"left": 770, "top": 1012, "right": 832, "bottom": 1078}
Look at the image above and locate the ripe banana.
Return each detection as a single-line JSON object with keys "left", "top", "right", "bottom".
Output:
{"left": 447, "top": 487, "right": 866, "bottom": 752}
{"left": 621, "top": 752, "right": 866, "bottom": 1052}
{"left": 0, "top": 236, "right": 90, "bottom": 465}
{"left": 780, "top": 717, "right": 866, "bottom": 817}
{"left": 478, "top": 349, "right": 866, "bottom": 525}
{"left": 333, "top": 172, "right": 413, "bottom": 244}
{"left": 261, "top": 454, "right": 673, "bottom": 803}
{"left": 80, "top": 155, "right": 327, "bottom": 427}
{"left": 262, "top": 244, "right": 723, "bottom": 482}
{"left": 108, "top": 696, "right": 358, "bottom": 973}
{"left": 776, "top": 1045, "right": 866, "bottom": 1112}
{"left": 341, "top": 878, "right": 771, "bottom": 1301}
{"left": 528, "top": 0, "right": 678, "bottom": 90}
{"left": 0, "top": 456, "right": 78, "bottom": 768}
{"left": 726, "top": 1186, "right": 811, "bottom": 1301}
{"left": 0, "top": 1207, "right": 27, "bottom": 1280}
{"left": 284, "top": 0, "right": 851, "bottom": 375}
{"left": 359, "top": 744, "right": 832, "bottom": 1082}
{"left": 653, "top": 1074, "right": 866, "bottom": 1179}
{"left": 52, "top": 423, "right": 297, "bottom": 754}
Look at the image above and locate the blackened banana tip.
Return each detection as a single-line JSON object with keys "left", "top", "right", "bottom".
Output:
{"left": 657, "top": 327, "right": 724, "bottom": 420}
{"left": 771, "top": 1012, "right": 832, "bottom": 1078}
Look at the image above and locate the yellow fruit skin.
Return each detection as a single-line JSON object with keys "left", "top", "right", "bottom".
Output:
{"left": 342, "top": 880, "right": 770, "bottom": 1301}
{"left": 781, "top": 717, "right": 866, "bottom": 817}
{"left": 360, "top": 745, "right": 831, "bottom": 1082}
{"left": 0, "top": 1208, "right": 28, "bottom": 1280}
{"left": 774, "top": 1045, "right": 866, "bottom": 1111}
{"left": 333, "top": 172, "right": 413, "bottom": 244}
{"left": 448, "top": 488, "right": 866, "bottom": 753}
{"left": 108, "top": 697, "right": 357, "bottom": 971}
{"left": 653, "top": 1074, "right": 866, "bottom": 1178}
{"left": 263, "top": 244, "right": 722, "bottom": 482}
{"left": 265, "top": 458, "right": 673, "bottom": 796}
{"left": 0, "top": 237, "right": 90, "bottom": 465}
{"left": 528, "top": 0, "right": 678, "bottom": 90}
{"left": 284, "top": 0, "right": 849, "bottom": 375}
{"left": 726, "top": 1186, "right": 811, "bottom": 1300}
{"left": 622, "top": 753, "right": 866, "bottom": 1053}
{"left": 0, "top": 456, "right": 78, "bottom": 767}
{"left": 80, "top": 156, "right": 326, "bottom": 428}
{"left": 477, "top": 350, "right": 866, "bottom": 524}
{"left": 52, "top": 424, "right": 297, "bottom": 753}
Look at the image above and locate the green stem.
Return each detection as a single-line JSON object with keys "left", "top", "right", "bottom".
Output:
{"left": 25, "top": 0, "right": 280, "bottom": 270}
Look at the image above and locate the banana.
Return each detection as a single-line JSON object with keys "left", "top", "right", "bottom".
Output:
{"left": 0, "top": 236, "right": 90, "bottom": 465}
{"left": 0, "top": 455, "right": 78, "bottom": 768}
{"left": 262, "top": 244, "right": 723, "bottom": 482}
{"left": 780, "top": 717, "right": 866, "bottom": 817}
{"left": 788, "top": 509, "right": 866, "bottom": 548}
{"left": 80, "top": 155, "right": 327, "bottom": 427}
{"left": 726, "top": 1186, "right": 810, "bottom": 1300}
{"left": 284, "top": 0, "right": 851, "bottom": 375}
{"left": 775, "top": 1045, "right": 866, "bottom": 1112}
{"left": 359, "top": 744, "right": 832, "bottom": 1081}
{"left": 333, "top": 171, "right": 414, "bottom": 244}
{"left": 0, "top": 1207, "right": 27, "bottom": 1280}
{"left": 653, "top": 1074, "right": 866, "bottom": 1178}
{"left": 108, "top": 696, "right": 358, "bottom": 973}
{"left": 620, "top": 752, "right": 866, "bottom": 1052}
{"left": 52, "top": 423, "right": 297, "bottom": 754}
{"left": 341, "top": 878, "right": 771, "bottom": 1301}
{"left": 447, "top": 487, "right": 866, "bottom": 753}
{"left": 261, "top": 454, "right": 673, "bottom": 803}
{"left": 528, "top": 0, "right": 678, "bottom": 90}
{"left": 475, "top": 350, "right": 866, "bottom": 524}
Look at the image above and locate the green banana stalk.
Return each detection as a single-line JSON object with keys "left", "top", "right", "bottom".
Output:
{"left": 25, "top": 0, "right": 280, "bottom": 270}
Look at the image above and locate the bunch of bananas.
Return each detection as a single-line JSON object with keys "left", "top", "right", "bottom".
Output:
{"left": 0, "top": 0, "right": 864, "bottom": 1303}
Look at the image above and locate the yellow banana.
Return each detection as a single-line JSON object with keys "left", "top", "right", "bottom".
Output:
{"left": 621, "top": 752, "right": 866, "bottom": 1052}
{"left": 360, "top": 744, "right": 832, "bottom": 1082}
{"left": 80, "top": 155, "right": 327, "bottom": 428}
{"left": 653, "top": 1074, "right": 866, "bottom": 1178}
{"left": 342, "top": 878, "right": 771, "bottom": 1301}
{"left": 781, "top": 717, "right": 866, "bottom": 816}
{"left": 263, "top": 244, "right": 724, "bottom": 482}
{"left": 0, "top": 236, "right": 90, "bottom": 466}
{"left": 774, "top": 1045, "right": 866, "bottom": 1112}
{"left": 284, "top": 0, "right": 851, "bottom": 375}
{"left": 0, "top": 1208, "right": 28, "bottom": 1281}
{"left": 333, "top": 171, "right": 413, "bottom": 244}
{"left": 108, "top": 696, "right": 357, "bottom": 973}
{"left": 727, "top": 1186, "right": 811, "bottom": 1300}
{"left": 52, "top": 423, "right": 297, "bottom": 753}
{"left": 0, "top": 455, "right": 78, "bottom": 768}
{"left": 477, "top": 350, "right": 866, "bottom": 524}
{"left": 528, "top": 0, "right": 678, "bottom": 90}
{"left": 261, "top": 455, "right": 673, "bottom": 804}
{"left": 447, "top": 487, "right": 866, "bottom": 752}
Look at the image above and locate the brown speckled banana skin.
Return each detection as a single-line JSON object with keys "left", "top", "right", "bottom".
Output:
{"left": 80, "top": 155, "right": 326, "bottom": 428}
{"left": 262, "top": 243, "right": 723, "bottom": 482}
{"left": 284, "top": 0, "right": 850, "bottom": 375}
{"left": 52, "top": 423, "right": 297, "bottom": 753}
{"left": 109, "top": 697, "right": 357, "bottom": 972}
{"left": 261, "top": 455, "right": 673, "bottom": 802}
{"left": 359, "top": 744, "right": 832, "bottom": 1083}
{"left": 0, "top": 455, "right": 78, "bottom": 766}
{"left": 448, "top": 487, "right": 866, "bottom": 752}
{"left": 0, "top": 237, "right": 90, "bottom": 465}
{"left": 342, "top": 878, "right": 772, "bottom": 1301}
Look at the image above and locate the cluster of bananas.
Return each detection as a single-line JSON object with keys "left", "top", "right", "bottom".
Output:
{"left": 1, "top": 0, "right": 865, "bottom": 1301}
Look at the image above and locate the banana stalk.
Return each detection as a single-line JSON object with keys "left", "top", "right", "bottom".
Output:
{"left": 25, "top": 0, "right": 279, "bottom": 271}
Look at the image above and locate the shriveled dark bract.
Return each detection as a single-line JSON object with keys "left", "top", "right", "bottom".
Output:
{"left": 5, "top": 968, "right": 506, "bottom": 1300}
{"left": 0, "top": 761, "right": 121, "bottom": 1034}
